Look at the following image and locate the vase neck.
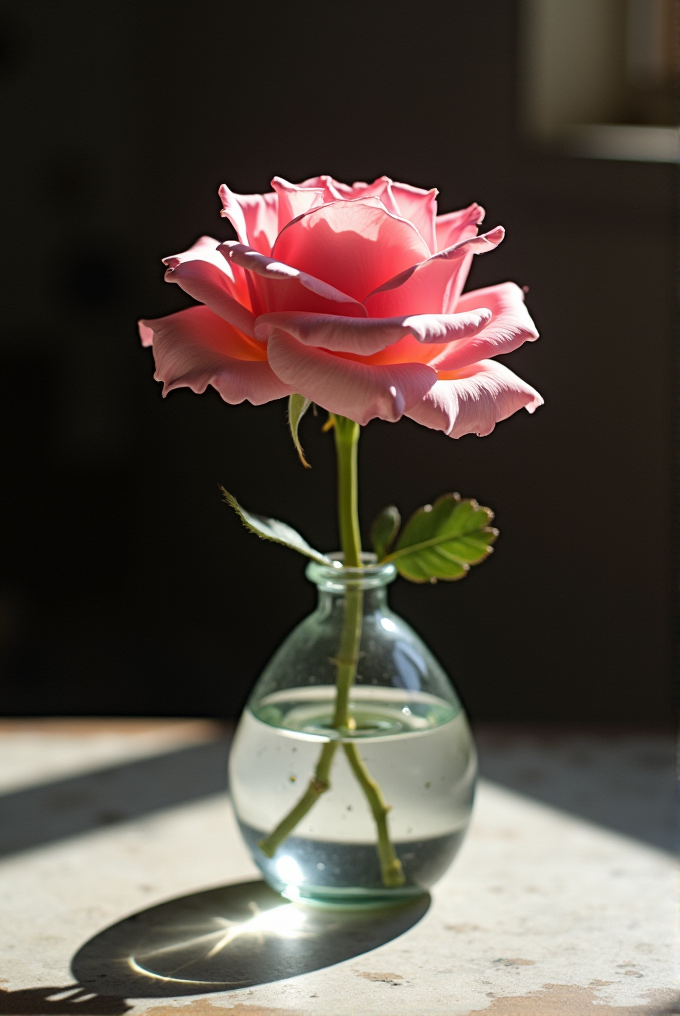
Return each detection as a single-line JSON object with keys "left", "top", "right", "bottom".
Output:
{"left": 305, "top": 554, "right": 397, "bottom": 593}
{"left": 316, "top": 584, "right": 389, "bottom": 616}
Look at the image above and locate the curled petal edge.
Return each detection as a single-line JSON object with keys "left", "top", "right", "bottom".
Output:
{"left": 428, "top": 282, "right": 539, "bottom": 372}
{"left": 254, "top": 309, "right": 493, "bottom": 355}
{"left": 162, "top": 236, "right": 255, "bottom": 337}
{"left": 139, "top": 306, "right": 291, "bottom": 406}
{"left": 365, "top": 226, "right": 506, "bottom": 301}
{"left": 219, "top": 240, "right": 367, "bottom": 316}
{"left": 266, "top": 329, "right": 437, "bottom": 425}
{"left": 406, "top": 359, "right": 543, "bottom": 439}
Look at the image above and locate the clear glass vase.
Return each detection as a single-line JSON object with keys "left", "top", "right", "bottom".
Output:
{"left": 229, "top": 554, "right": 476, "bottom": 906}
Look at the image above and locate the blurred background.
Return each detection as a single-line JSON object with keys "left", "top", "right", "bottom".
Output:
{"left": 0, "top": 0, "right": 676, "bottom": 724}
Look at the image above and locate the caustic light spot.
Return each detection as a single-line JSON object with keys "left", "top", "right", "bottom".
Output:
{"left": 276, "top": 855, "right": 303, "bottom": 885}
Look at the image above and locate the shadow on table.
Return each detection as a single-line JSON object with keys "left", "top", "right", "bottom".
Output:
{"left": 70, "top": 879, "right": 430, "bottom": 998}
{"left": 0, "top": 739, "right": 231, "bottom": 858}
{"left": 474, "top": 726, "right": 677, "bottom": 853}
{"left": 0, "top": 985, "right": 131, "bottom": 1014}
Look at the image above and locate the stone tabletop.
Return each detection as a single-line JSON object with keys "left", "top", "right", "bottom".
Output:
{"left": 0, "top": 719, "right": 676, "bottom": 1016}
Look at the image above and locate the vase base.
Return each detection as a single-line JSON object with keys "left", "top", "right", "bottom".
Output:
{"left": 282, "top": 885, "right": 429, "bottom": 910}
{"left": 239, "top": 821, "right": 467, "bottom": 908}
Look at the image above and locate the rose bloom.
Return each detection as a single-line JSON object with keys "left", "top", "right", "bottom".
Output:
{"left": 139, "top": 175, "right": 542, "bottom": 436}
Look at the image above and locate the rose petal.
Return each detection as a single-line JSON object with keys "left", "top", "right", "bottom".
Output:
{"left": 267, "top": 329, "right": 437, "bottom": 425}
{"left": 220, "top": 240, "right": 367, "bottom": 317}
{"left": 218, "top": 184, "right": 279, "bottom": 255}
{"left": 271, "top": 177, "right": 326, "bottom": 234}
{"left": 427, "top": 283, "right": 539, "bottom": 372}
{"left": 435, "top": 203, "right": 485, "bottom": 252}
{"left": 163, "top": 235, "right": 255, "bottom": 337}
{"left": 139, "top": 306, "right": 290, "bottom": 404}
{"left": 390, "top": 181, "right": 438, "bottom": 254}
{"left": 254, "top": 308, "right": 492, "bottom": 355}
{"left": 272, "top": 197, "right": 431, "bottom": 302}
{"left": 139, "top": 321, "right": 154, "bottom": 347}
{"left": 406, "top": 359, "right": 543, "bottom": 438}
{"left": 364, "top": 226, "right": 505, "bottom": 317}
{"left": 300, "top": 175, "right": 353, "bottom": 201}
{"left": 296, "top": 177, "right": 435, "bottom": 250}
{"left": 344, "top": 177, "right": 402, "bottom": 217}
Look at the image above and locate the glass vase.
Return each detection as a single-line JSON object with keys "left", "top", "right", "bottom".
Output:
{"left": 229, "top": 555, "right": 476, "bottom": 906}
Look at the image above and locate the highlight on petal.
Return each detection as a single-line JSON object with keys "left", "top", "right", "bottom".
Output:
{"left": 218, "top": 184, "right": 279, "bottom": 255}
{"left": 140, "top": 305, "right": 291, "bottom": 405}
{"left": 163, "top": 235, "right": 255, "bottom": 337}
{"left": 220, "top": 241, "right": 367, "bottom": 317}
{"left": 406, "top": 359, "right": 543, "bottom": 438}
{"left": 271, "top": 177, "right": 326, "bottom": 234}
{"left": 267, "top": 329, "right": 437, "bottom": 425}
{"left": 435, "top": 203, "right": 485, "bottom": 252}
{"left": 254, "top": 309, "right": 492, "bottom": 356}
{"left": 427, "top": 283, "right": 539, "bottom": 373}
{"left": 272, "top": 197, "right": 431, "bottom": 302}
{"left": 364, "top": 226, "right": 505, "bottom": 318}
{"left": 390, "top": 181, "right": 438, "bottom": 254}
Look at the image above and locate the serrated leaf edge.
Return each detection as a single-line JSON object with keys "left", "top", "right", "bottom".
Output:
{"left": 220, "top": 487, "right": 332, "bottom": 565}
{"left": 384, "top": 495, "right": 497, "bottom": 565}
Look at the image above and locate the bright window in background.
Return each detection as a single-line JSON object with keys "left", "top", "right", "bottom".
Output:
{"left": 522, "top": 0, "right": 678, "bottom": 161}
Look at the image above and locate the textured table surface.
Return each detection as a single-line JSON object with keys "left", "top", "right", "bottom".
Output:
{"left": 0, "top": 719, "right": 676, "bottom": 1016}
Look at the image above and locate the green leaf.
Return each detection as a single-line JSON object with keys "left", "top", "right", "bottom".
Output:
{"left": 371, "top": 505, "right": 401, "bottom": 560}
{"left": 385, "top": 493, "right": 498, "bottom": 583}
{"left": 221, "top": 488, "right": 332, "bottom": 565}
{"left": 288, "top": 394, "right": 312, "bottom": 467}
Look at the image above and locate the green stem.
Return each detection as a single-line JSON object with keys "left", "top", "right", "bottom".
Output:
{"left": 258, "top": 416, "right": 404, "bottom": 889}
{"left": 333, "top": 415, "right": 362, "bottom": 568}
{"left": 258, "top": 741, "right": 338, "bottom": 858}
{"left": 343, "top": 742, "right": 405, "bottom": 887}
{"left": 333, "top": 416, "right": 403, "bottom": 887}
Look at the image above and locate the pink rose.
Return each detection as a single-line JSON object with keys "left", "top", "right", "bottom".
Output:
{"left": 139, "top": 175, "right": 542, "bottom": 436}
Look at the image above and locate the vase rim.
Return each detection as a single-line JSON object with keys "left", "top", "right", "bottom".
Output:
{"left": 306, "top": 553, "right": 397, "bottom": 590}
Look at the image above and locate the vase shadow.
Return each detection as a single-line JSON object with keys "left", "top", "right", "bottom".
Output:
{"left": 71, "top": 880, "right": 430, "bottom": 998}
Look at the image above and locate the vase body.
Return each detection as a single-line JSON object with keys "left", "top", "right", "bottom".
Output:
{"left": 229, "top": 556, "right": 476, "bottom": 905}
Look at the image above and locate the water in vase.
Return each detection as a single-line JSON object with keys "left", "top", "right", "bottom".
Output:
{"left": 230, "top": 685, "right": 476, "bottom": 903}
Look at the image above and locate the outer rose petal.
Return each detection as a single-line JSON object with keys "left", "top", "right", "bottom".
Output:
{"left": 406, "top": 359, "right": 543, "bottom": 438}
{"left": 218, "top": 184, "right": 279, "bottom": 255}
{"left": 390, "top": 181, "right": 438, "bottom": 254}
{"left": 163, "top": 236, "right": 255, "bottom": 337}
{"left": 221, "top": 241, "right": 367, "bottom": 317}
{"left": 271, "top": 177, "right": 325, "bottom": 234}
{"left": 435, "top": 203, "right": 485, "bottom": 252}
{"left": 139, "top": 306, "right": 290, "bottom": 405}
{"left": 254, "top": 309, "right": 492, "bottom": 355}
{"left": 427, "top": 283, "right": 539, "bottom": 372}
{"left": 272, "top": 197, "right": 431, "bottom": 302}
{"left": 267, "top": 329, "right": 437, "bottom": 425}
{"left": 365, "top": 226, "right": 505, "bottom": 317}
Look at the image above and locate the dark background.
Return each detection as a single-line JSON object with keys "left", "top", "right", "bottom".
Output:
{"left": 0, "top": 0, "right": 675, "bottom": 723}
